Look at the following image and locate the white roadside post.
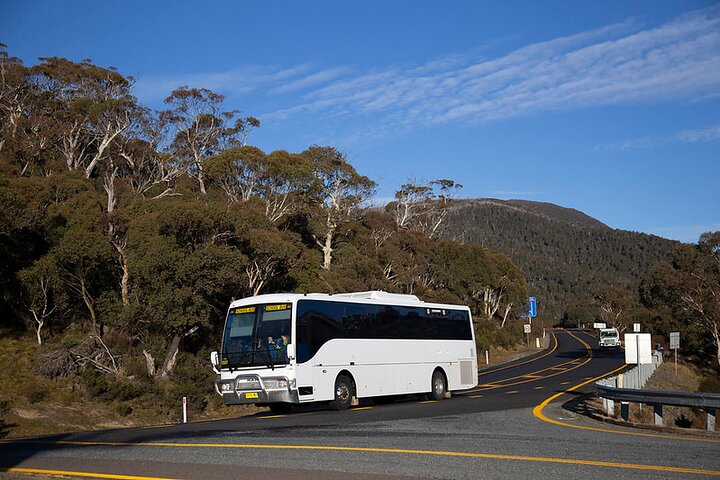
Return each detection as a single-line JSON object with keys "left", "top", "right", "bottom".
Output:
{"left": 485, "top": 350, "right": 489, "bottom": 365}
{"left": 182, "top": 396, "right": 187, "bottom": 424}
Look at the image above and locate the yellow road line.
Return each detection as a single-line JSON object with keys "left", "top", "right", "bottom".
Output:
{"left": 462, "top": 332, "right": 595, "bottom": 395}
{"left": 467, "top": 354, "right": 588, "bottom": 393}
{"left": 0, "top": 467, "right": 176, "bottom": 480}
{"left": 478, "top": 333, "right": 558, "bottom": 375}
{"left": 419, "top": 400, "right": 437, "bottom": 404}
{"left": 352, "top": 407, "right": 373, "bottom": 411}
{"left": 468, "top": 395, "right": 483, "bottom": 398}
{"left": 259, "top": 415, "right": 286, "bottom": 419}
{"left": 8, "top": 441, "right": 720, "bottom": 477}
{"left": 532, "top": 336, "right": 720, "bottom": 444}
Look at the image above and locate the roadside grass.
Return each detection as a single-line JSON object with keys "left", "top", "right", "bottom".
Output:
{"left": 0, "top": 331, "right": 261, "bottom": 439}
{"left": 628, "top": 359, "right": 717, "bottom": 431}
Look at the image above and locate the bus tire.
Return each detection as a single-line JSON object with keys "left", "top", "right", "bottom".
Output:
{"left": 269, "top": 403, "right": 292, "bottom": 415}
{"left": 430, "top": 370, "right": 447, "bottom": 401}
{"left": 329, "top": 374, "right": 354, "bottom": 411}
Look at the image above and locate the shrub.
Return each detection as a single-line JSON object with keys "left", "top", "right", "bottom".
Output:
{"left": 24, "top": 381, "right": 46, "bottom": 404}
{"left": 699, "top": 375, "right": 720, "bottom": 393}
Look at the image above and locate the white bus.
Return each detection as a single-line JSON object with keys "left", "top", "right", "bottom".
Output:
{"left": 211, "top": 291, "right": 478, "bottom": 413}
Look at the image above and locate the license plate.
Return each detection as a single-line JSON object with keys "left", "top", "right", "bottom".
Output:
{"left": 245, "top": 392, "right": 258, "bottom": 399}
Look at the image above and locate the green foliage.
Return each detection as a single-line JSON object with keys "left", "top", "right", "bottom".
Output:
{"left": 442, "top": 199, "right": 677, "bottom": 322}
{"left": 640, "top": 235, "right": 720, "bottom": 367}
{"left": 0, "top": 45, "right": 536, "bottom": 429}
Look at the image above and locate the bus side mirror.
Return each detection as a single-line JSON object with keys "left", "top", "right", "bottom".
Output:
{"left": 210, "top": 351, "right": 220, "bottom": 374}
{"left": 286, "top": 344, "right": 295, "bottom": 361}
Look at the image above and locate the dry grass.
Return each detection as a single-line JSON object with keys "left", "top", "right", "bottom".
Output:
{"left": 481, "top": 335, "right": 550, "bottom": 367}
{"left": 627, "top": 359, "right": 715, "bottom": 431}
{"left": 0, "top": 332, "right": 264, "bottom": 439}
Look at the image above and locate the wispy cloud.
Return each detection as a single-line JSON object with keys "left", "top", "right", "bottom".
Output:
{"left": 134, "top": 6, "right": 720, "bottom": 143}
{"left": 598, "top": 123, "right": 720, "bottom": 151}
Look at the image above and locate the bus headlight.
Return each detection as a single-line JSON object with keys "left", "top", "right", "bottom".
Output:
{"left": 220, "top": 382, "right": 233, "bottom": 392}
{"left": 264, "top": 377, "right": 290, "bottom": 389}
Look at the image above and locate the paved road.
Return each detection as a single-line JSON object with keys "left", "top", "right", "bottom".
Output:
{"left": 2, "top": 330, "right": 718, "bottom": 479}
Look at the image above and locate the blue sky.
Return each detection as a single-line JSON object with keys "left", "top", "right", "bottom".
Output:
{"left": 2, "top": 1, "right": 719, "bottom": 242}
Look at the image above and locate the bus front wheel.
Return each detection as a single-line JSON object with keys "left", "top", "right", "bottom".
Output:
{"left": 329, "top": 374, "right": 354, "bottom": 411}
{"left": 430, "top": 370, "right": 447, "bottom": 401}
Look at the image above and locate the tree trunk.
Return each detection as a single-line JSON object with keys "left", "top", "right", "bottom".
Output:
{"left": 33, "top": 315, "right": 43, "bottom": 345}
{"left": 321, "top": 231, "right": 333, "bottom": 270}
{"left": 80, "top": 280, "right": 98, "bottom": 335}
{"left": 712, "top": 323, "right": 720, "bottom": 368}
{"left": 142, "top": 350, "right": 156, "bottom": 377}
{"left": 111, "top": 240, "right": 130, "bottom": 307}
{"left": 159, "top": 334, "right": 182, "bottom": 379}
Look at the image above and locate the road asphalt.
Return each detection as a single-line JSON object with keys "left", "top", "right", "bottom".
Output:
{"left": 2, "top": 330, "right": 718, "bottom": 480}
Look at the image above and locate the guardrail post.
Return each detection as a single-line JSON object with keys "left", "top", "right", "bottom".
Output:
{"left": 653, "top": 404, "right": 663, "bottom": 426}
{"left": 607, "top": 398, "right": 614, "bottom": 417}
{"left": 620, "top": 402, "right": 629, "bottom": 421}
{"left": 707, "top": 408, "right": 716, "bottom": 431}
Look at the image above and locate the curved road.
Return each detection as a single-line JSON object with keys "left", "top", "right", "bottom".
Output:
{"left": 1, "top": 330, "right": 718, "bottom": 479}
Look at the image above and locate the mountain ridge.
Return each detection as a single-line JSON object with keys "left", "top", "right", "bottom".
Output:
{"left": 441, "top": 198, "right": 678, "bottom": 320}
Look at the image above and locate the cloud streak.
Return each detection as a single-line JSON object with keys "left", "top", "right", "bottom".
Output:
{"left": 135, "top": 6, "right": 720, "bottom": 143}
{"left": 598, "top": 123, "right": 720, "bottom": 151}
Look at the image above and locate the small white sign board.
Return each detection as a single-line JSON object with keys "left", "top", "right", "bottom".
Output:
{"left": 624, "top": 333, "right": 652, "bottom": 364}
{"left": 633, "top": 323, "right": 641, "bottom": 332}
{"left": 670, "top": 331, "right": 680, "bottom": 350}
{"left": 593, "top": 322, "right": 606, "bottom": 329}
{"left": 523, "top": 324, "right": 531, "bottom": 334}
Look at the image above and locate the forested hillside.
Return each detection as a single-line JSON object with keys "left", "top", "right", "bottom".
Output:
{"left": 441, "top": 199, "right": 678, "bottom": 321}
{"left": 0, "top": 45, "right": 531, "bottom": 434}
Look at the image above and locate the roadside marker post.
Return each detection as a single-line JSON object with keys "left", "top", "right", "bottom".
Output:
{"left": 485, "top": 350, "right": 489, "bottom": 365}
{"left": 182, "top": 396, "right": 187, "bottom": 424}
{"left": 524, "top": 323, "right": 531, "bottom": 347}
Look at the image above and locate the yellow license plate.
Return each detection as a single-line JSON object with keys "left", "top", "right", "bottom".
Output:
{"left": 245, "top": 392, "right": 258, "bottom": 399}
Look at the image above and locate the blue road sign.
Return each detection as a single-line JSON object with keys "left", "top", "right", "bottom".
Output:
{"left": 529, "top": 297, "right": 537, "bottom": 317}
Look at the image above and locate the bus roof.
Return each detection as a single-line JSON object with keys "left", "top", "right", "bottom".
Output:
{"left": 228, "top": 291, "right": 469, "bottom": 311}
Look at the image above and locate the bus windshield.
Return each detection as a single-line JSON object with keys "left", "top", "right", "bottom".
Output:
{"left": 221, "top": 303, "right": 292, "bottom": 369}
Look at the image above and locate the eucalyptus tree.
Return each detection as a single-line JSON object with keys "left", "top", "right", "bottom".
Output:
{"left": 28, "top": 57, "right": 137, "bottom": 178}
{"left": 18, "top": 255, "right": 66, "bottom": 345}
{"left": 302, "top": 145, "right": 375, "bottom": 270}
{"left": 205, "top": 146, "right": 314, "bottom": 222}
{"left": 161, "top": 86, "right": 259, "bottom": 195}
{"left": 391, "top": 178, "right": 462, "bottom": 238}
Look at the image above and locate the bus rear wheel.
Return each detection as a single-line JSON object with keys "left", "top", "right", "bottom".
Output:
{"left": 329, "top": 374, "right": 354, "bottom": 411}
{"left": 429, "top": 370, "right": 447, "bottom": 401}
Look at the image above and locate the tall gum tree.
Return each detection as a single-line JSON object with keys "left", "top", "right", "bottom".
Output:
{"left": 161, "top": 86, "right": 259, "bottom": 195}
{"left": 303, "top": 146, "right": 375, "bottom": 270}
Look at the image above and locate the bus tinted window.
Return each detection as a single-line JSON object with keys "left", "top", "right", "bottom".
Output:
{"left": 296, "top": 300, "right": 472, "bottom": 363}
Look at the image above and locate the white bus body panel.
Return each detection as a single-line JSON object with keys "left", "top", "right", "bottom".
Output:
{"left": 296, "top": 338, "right": 476, "bottom": 402}
{"left": 217, "top": 292, "right": 478, "bottom": 405}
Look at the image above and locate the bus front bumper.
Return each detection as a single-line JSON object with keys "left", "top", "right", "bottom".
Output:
{"left": 216, "top": 374, "right": 299, "bottom": 405}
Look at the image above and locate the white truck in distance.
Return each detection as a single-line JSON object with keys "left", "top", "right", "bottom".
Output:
{"left": 599, "top": 328, "right": 621, "bottom": 349}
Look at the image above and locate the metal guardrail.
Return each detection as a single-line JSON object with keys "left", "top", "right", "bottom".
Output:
{"left": 595, "top": 351, "right": 719, "bottom": 431}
